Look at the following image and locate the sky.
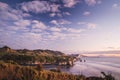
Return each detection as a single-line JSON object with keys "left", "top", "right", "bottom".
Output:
{"left": 0, "top": 0, "right": 120, "bottom": 52}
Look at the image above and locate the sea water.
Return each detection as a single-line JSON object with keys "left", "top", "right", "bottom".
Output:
{"left": 68, "top": 57, "right": 120, "bottom": 80}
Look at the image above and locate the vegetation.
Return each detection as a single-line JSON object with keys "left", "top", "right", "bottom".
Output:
{"left": 0, "top": 61, "right": 116, "bottom": 80}
{"left": 0, "top": 46, "right": 116, "bottom": 80}
{"left": 0, "top": 53, "right": 35, "bottom": 64}
{"left": 0, "top": 61, "right": 84, "bottom": 80}
{"left": 0, "top": 46, "right": 73, "bottom": 65}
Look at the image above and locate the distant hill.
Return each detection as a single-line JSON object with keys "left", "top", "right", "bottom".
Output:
{"left": 0, "top": 46, "right": 16, "bottom": 53}
{"left": 0, "top": 46, "right": 65, "bottom": 56}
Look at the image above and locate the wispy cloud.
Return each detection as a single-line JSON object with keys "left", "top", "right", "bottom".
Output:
{"left": 0, "top": 0, "right": 102, "bottom": 50}
{"left": 63, "top": 0, "right": 79, "bottom": 8}
{"left": 0, "top": 2, "right": 9, "bottom": 10}
{"left": 49, "top": 13, "right": 56, "bottom": 17}
{"left": 63, "top": 12, "right": 71, "bottom": 15}
{"left": 112, "top": 3, "right": 120, "bottom": 9}
{"left": 67, "top": 28, "right": 85, "bottom": 33}
{"left": 49, "top": 13, "right": 62, "bottom": 17}
{"left": 83, "top": 11, "right": 91, "bottom": 16}
{"left": 78, "top": 22, "right": 97, "bottom": 29}
{"left": 112, "top": 4, "right": 118, "bottom": 8}
{"left": 106, "top": 46, "right": 120, "bottom": 50}
{"left": 32, "top": 20, "right": 47, "bottom": 30}
{"left": 50, "top": 19, "right": 71, "bottom": 25}
{"left": 14, "top": 20, "right": 31, "bottom": 27}
{"left": 0, "top": 2, "right": 30, "bottom": 21}
{"left": 50, "top": 20, "right": 59, "bottom": 25}
{"left": 85, "top": 0, "right": 102, "bottom": 6}
{"left": 0, "top": 2, "right": 19, "bottom": 20}
{"left": 58, "top": 19, "right": 71, "bottom": 25}
{"left": 50, "top": 27, "right": 62, "bottom": 32}
{"left": 87, "top": 23, "right": 97, "bottom": 29}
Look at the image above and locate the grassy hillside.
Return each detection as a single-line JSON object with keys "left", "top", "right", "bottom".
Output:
{"left": 0, "top": 61, "right": 115, "bottom": 80}
{"left": 0, "top": 61, "right": 85, "bottom": 80}
{"left": 0, "top": 46, "right": 74, "bottom": 66}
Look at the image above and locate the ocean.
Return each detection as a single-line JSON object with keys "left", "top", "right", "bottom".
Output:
{"left": 44, "top": 57, "right": 120, "bottom": 80}
{"left": 67, "top": 57, "right": 120, "bottom": 80}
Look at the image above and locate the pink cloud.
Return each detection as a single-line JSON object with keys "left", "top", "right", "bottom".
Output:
{"left": 78, "top": 22, "right": 97, "bottom": 29}
{"left": 67, "top": 28, "right": 85, "bottom": 33}
{"left": 87, "top": 23, "right": 97, "bottom": 29}
{"left": 21, "top": 1, "right": 60, "bottom": 13}
{"left": 63, "top": 0, "right": 79, "bottom": 8}
{"left": 83, "top": 11, "right": 91, "bottom": 16}
{"left": 50, "top": 27, "right": 61, "bottom": 32}
{"left": 50, "top": 20, "right": 59, "bottom": 25}
{"left": 0, "top": 2, "right": 9, "bottom": 10}
{"left": 50, "top": 19, "right": 71, "bottom": 25}
{"left": 14, "top": 20, "right": 31, "bottom": 27}
{"left": 32, "top": 20, "right": 47, "bottom": 30}
{"left": 63, "top": 12, "right": 71, "bottom": 15}
{"left": 49, "top": 13, "right": 56, "bottom": 17}
{"left": 85, "top": 0, "right": 102, "bottom": 6}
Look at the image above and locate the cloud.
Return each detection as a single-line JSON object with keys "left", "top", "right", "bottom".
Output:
{"left": 50, "top": 19, "right": 71, "bottom": 25}
{"left": 50, "top": 20, "right": 59, "bottom": 25}
{"left": 14, "top": 20, "right": 31, "bottom": 27}
{"left": 67, "top": 28, "right": 85, "bottom": 33}
{"left": 87, "top": 23, "right": 97, "bottom": 29}
{"left": 49, "top": 32, "right": 66, "bottom": 40}
{"left": 20, "top": 1, "right": 60, "bottom": 14}
{"left": 6, "top": 19, "right": 47, "bottom": 33}
{"left": 83, "top": 11, "right": 91, "bottom": 16}
{"left": 49, "top": 13, "right": 56, "bottom": 17}
{"left": 106, "top": 47, "right": 120, "bottom": 50}
{"left": 46, "top": 26, "right": 87, "bottom": 40}
{"left": 63, "top": 0, "right": 79, "bottom": 8}
{"left": 78, "top": 22, "right": 86, "bottom": 25}
{"left": 78, "top": 22, "right": 97, "bottom": 29}
{"left": 20, "top": 0, "right": 76, "bottom": 18}
{"left": 22, "top": 32, "right": 41, "bottom": 40}
{"left": 85, "top": 0, "right": 96, "bottom": 6}
{"left": 112, "top": 3, "right": 120, "bottom": 9}
{"left": 50, "top": 27, "right": 61, "bottom": 32}
{"left": 47, "top": 30, "right": 82, "bottom": 40}
{"left": 0, "top": 2, "right": 19, "bottom": 20}
{"left": 22, "top": 13, "right": 31, "bottom": 17}
{"left": 107, "top": 47, "right": 116, "bottom": 49}
{"left": 58, "top": 19, "right": 71, "bottom": 25}
{"left": 20, "top": 1, "right": 74, "bottom": 17}
{"left": 15, "top": 32, "right": 42, "bottom": 48}
{"left": 0, "top": 24, "right": 43, "bottom": 49}
{"left": 57, "top": 13, "right": 62, "bottom": 17}
{"left": 49, "top": 12, "right": 62, "bottom": 17}
{"left": 0, "top": 2, "right": 31, "bottom": 21}
{"left": 63, "top": 12, "right": 71, "bottom": 15}
{"left": 31, "top": 29, "right": 42, "bottom": 33}
{"left": 0, "top": 2, "right": 9, "bottom": 10}
{"left": 85, "top": 0, "right": 102, "bottom": 6}
{"left": 50, "top": 4, "right": 60, "bottom": 12}
{"left": 0, "top": 1, "right": 96, "bottom": 49}
{"left": 112, "top": 4, "right": 118, "bottom": 8}
{"left": 0, "top": 2, "right": 32, "bottom": 34}
{"left": 32, "top": 20, "right": 47, "bottom": 30}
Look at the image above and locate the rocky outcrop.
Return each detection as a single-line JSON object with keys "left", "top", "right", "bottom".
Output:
{"left": 0, "top": 46, "right": 16, "bottom": 53}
